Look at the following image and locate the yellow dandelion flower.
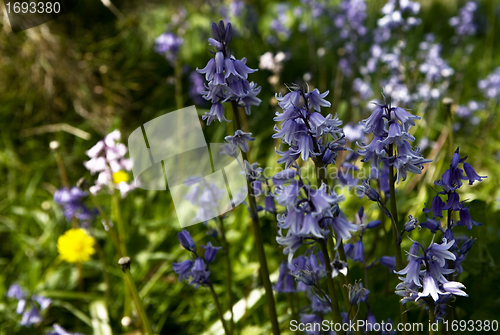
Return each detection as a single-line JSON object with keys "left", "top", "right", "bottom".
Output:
{"left": 57, "top": 228, "right": 95, "bottom": 263}
{"left": 113, "top": 171, "right": 130, "bottom": 184}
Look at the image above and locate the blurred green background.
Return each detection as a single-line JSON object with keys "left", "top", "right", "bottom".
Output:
{"left": 0, "top": 0, "right": 499, "bottom": 334}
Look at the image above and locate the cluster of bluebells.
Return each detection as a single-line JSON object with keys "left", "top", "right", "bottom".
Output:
{"left": 332, "top": 0, "right": 368, "bottom": 76}
{"left": 417, "top": 35, "right": 454, "bottom": 83}
{"left": 172, "top": 230, "right": 222, "bottom": 288}
{"left": 478, "top": 67, "right": 500, "bottom": 100}
{"left": 333, "top": 0, "right": 367, "bottom": 40}
{"left": 422, "top": 148, "right": 485, "bottom": 233}
{"left": 395, "top": 238, "right": 468, "bottom": 310}
{"left": 449, "top": 2, "right": 478, "bottom": 38}
{"left": 273, "top": 86, "right": 348, "bottom": 168}
{"left": 197, "top": 20, "right": 261, "bottom": 125}
{"left": 6, "top": 284, "right": 51, "bottom": 327}
{"left": 83, "top": 130, "right": 135, "bottom": 198}
{"left": 268, "top": 3, "right": 292, "bottom": 43}
{"left": 359, "top": 42, "right": 413, "bottom": 105}
{"left": 358, "top": 97, "right": 432, "bottom": 184}
{"left": 273, "top": 169, "right": 358, "bottom": 263}
{"left": 374, "top": 0, "right": 421, "bottom": 43}
{"left": 454, "top": 100, "right": 483, "bottom": 130}
{"left": 154, "top": 32, "right": 183, "bottom": 64}
{"left": 394, "top": 149, "right": 485, "bottom": 319}
{"left": 53, "top": 187, "right": 96, "bottom": 227}
{"left": 219, "top": 0, "right": 245, "bottom": 21}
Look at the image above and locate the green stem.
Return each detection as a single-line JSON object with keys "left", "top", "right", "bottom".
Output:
{"left": 112, "top": 192, "right": 128, "bottom": 255}
{"left": 174, "top": 58, "right": 183, "bottom": 110}
{"left": 230, "top": 100, "right": 280, "bottom": 335}
{"left": 88, "top": 194, "right": 123, "bottom": 257}
{"left": 319, "top": 240, "right": 345, "bottom": 335}
{"left": 429, "top": 304, "right": 436, "bottom": 335}
{"left": 112, "top": 192, "right": 131, "bottom": 320}
{"left": 218, "top": 217, "right": 234, "bottom": 335}
{"left": 123, "top": 267, "right": 154, "bottom": 335}
{"left": 388, "top": 144, "right": 408, "bottom": 334}
{"left": 209, "top": 284, "right": 230, "bottom": 335}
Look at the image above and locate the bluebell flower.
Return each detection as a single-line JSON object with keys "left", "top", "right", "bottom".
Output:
{"left": 344, "top": 243, "right": 355, "bottom": 258}
{"left": 457, "top": 207, "right": 481, "bottom": 230}
{"left": 404, "top": 215, "right": 419, "bottom": 232}
{"left": 264, "top": 195, "right": 276, "bottom": 214}
{"left": 189, "top": 258, "right": 211, "bottom": 288}
{"left": 459, "top": 237, "right": 475, "bottom": 254}
{"left": 356, "top": 179, "right": 380, "bottom": 202}
{"left": 310, "top": 294, "right": 331, "bottom": 314}
{"left": 201, "top": 242, "right": 222, "bottom": 263}
{"left": 177, "top": 230, "right": 196, "bottom": 253}
{"left": 396, "top": 257, "right": 422, "bottom": 287}
{"left": 173, "top": 260, "right": 193, "bottom": 282}
{"left": 420, "top": 215, "right": 442, "bottom": 233}
{"left": 54, "top": 187, "right": 96, "bottom": 225}
{"left": 330, "top": 216, "right": 359, "bottom": 241}
{"left": 396, "top": 238, "right": 467, "bottom": 302}
{"left": 331, "top": 252, "right": 349, "bottom": 278}
{"left": 346, "top": 281, "right": 367, "bottom": 306}
{"left": 225, "top": 130, "right": 254, "bottom": 153}
{"left": 463, "top": 163, "right": 486, "bottom": 185}
{"left": 189, "top": 71, "right": 207, "bottom": 105}
{"left": 299, "top": 314, "right": 323, "bottom": 335}
{"left": 6, "top": 284, "right": 51, "bottom": 328}
{"left": 154, "top": 32, "right": 183, "bottom": 64}
{"left": 275, "top": 261, "right": 294, "bottom": 293}
{"left": 379, "top": 256, "right": 396, "bottom": 271}
{"left": 353, "top": 240, "right": 364, "bottom": 262}
{"left": 366, "top": 220, "right": 382, "bottom": 229}
{"left": 423, "top": 195, "right": 446, "bottom": 218}
{"left": 7, "top": 284, "right": 25, "bottom": 300}
{"left": 47, "top": 324, "right": 84, "bottom": 335}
